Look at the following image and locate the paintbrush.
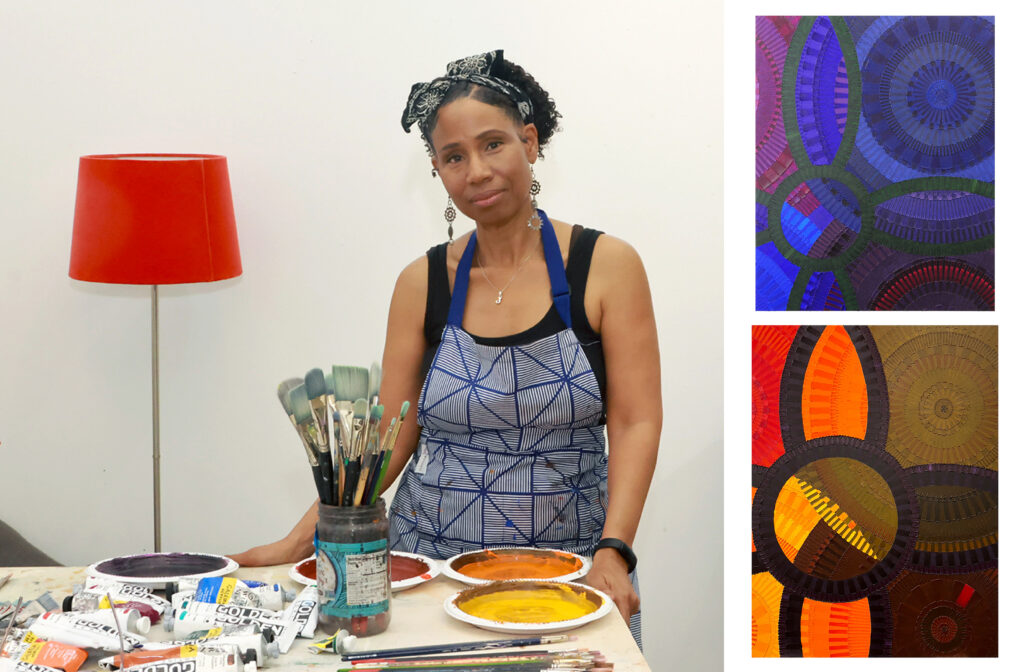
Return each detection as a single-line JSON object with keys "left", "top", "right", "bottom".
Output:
{"left": 303, "top": 370, "right": 335, "bottom": 506}
{"left": 0, "top": 574, "right": 11, "bottom": 591}
{"left": 342, "top": 399, "right": 369, "bottom": 506}
{"left": 340, "top": 635, "right": 575, "bottom": 661}
{"left": 361, "top": 417, "right": 395, "bottom": 505}
{"left": 369, "top": 400, "right": 411, "bottom": 504}
{"left": 305, "top": 369, "right": 335, "bottom": 502}
{"left": 278, "top": 378, "right": 325, "bottom": 502}
{"left": 291, "top": 384, "right": 333, "bottom": 504}
{"left": 368, "top": 362, "right": 381, "bottom": 407}
{"left": 343, "top": 650, "right": 600, "bottom": 668}
{"left": 105, "top": 592, "right": 127, "bottom": 653}
{"left": 333, "top": 366, "right": 369, "bottom": 454}
{"left": 353, "top": 405, "right": 384, "bottom": 505}
{"left": 0, "top": 597, "right": 21, "bottom": 655}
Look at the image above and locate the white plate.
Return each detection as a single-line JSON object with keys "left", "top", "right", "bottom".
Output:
{"left": 390, "top": 551, "right": 441, "bottom": 592}
{"left": 443, "top": 579, "right": 613, "bottom": 634}
{"left": 288, "top": 556, "right": 317, "bottom": 587}
{"left": 87, "top": 552, "right": 238, "bottom": 586}
{"left": 289, "top": 552, "right": 441, "bottom": 591}
{"left": 442, "top": 547, "right": 590, "bottom": 586}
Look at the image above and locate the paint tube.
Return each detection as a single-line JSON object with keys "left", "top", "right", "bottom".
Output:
{"left": 281, "top": 585, "right": 317, "bottom": 639}
{"left": 71, "top": 608, "right": 150, "bottom": 635}
{"left": 236, "top": 583, "right": 293, "bottom": 612}
{"left": 26, "top": 612, "right": 147, "bottom": 652}
{"left": 63, "top": 594, "right": 162, "bottom": 624}
{"left": 0, "top": 658, "right": 63, "bottom": 672}
{"left": 170, "top": 591, "right": 195, "bottom": 618}
{"left": 3, "top": 595, "right": 58, "bottom": 628}
{"left": 168, "top": 603, "right": 298, "bottom": 654}
{"left": 181, "top": 632, "right": 277, "bottom": 667}
{"left": 191, "top": 579, "right": 260, "bottom": 609}
{"left": 97, "top": 643, "right": 257, "bottom": 672}
{"left": 143, "top": 622, "right": 263, "bottom": 648}
{"left": 306, "top": 628, "right": 349, "bottom": 655}
{"left": 1, "top": 635, "right": 88, "bottom": 672}
{"left": 76, "top": 582, "right": 169, "bottom": 617}
{"left": 190, "top": 579, "right": 291, "bottom": 612}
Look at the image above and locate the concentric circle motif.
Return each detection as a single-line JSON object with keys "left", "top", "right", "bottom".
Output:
{"left": 869, "top": 259, "right": 994, "bottom": 311}
{"left": 752, "top": 437, "right": 919, "bottom": 602}
{"left": 887, "top": 570, "right": 997, "bottom": 656}
{"left": 880, "top": 328, "right": 997, "bottom": 468}
{"left": 860, "top": 16, "right": 994, "bottom": 173}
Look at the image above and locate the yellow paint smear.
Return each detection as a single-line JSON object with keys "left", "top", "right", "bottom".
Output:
{"left": 457, "top": 584, "right": 598, "bottom": 623}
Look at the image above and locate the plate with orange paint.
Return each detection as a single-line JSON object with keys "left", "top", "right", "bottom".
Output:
{"left": 442, "top": 547, "right": 590, "bottom": 585}
{"left": 289, "top": 551, "right": 441, "bottom": 592}
{"left": 444, "top": 579, "right": 613, "bottom": 634}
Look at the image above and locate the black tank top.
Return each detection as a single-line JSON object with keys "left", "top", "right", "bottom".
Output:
{"left": 421, "top": 225, "right": 607, "bottom": 406}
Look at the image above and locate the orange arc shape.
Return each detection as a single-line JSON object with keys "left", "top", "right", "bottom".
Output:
{"left": 802, "top": 325, "right": 868, "bottom": 440}
{"left": 800, "top": 598, "right": 872, "bottom": 657}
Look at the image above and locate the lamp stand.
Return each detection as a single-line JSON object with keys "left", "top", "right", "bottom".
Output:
{"left": 151, "top": 285, "right": 162, "bottom": 552}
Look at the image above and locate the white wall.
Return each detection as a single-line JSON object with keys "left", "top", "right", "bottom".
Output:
{"left": 0, "top": 1, "right": 723, "bottom": 668}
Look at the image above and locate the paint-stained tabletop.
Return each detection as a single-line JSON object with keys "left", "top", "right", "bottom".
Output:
{"left": 0, "top": 564, "right": 651, "bottom": 671}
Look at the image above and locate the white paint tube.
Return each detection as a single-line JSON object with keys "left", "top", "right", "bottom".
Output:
{"left": 190, "top": 579, "right": 292, "bottom": 612}
{"left": 183, "top": 633, "right": 278, "bottom": 667}
{"left": 72, "top": 608, "right": 151, "bottom": 635}
{"left": 191, "top": 579, "right": 260, "bottom": 609}
{"left": 26, "top": 612, "right": 146, "bottom": 652}
{"left": 168, "top": 603, "right": 298, "bottom": 654}
{"left": 77, "top": 581, "right": 170, "bottom": 616}
{"left": 142, "top": 622, "right": 262, "bottom": 648}
{"left": 170, "top": 591, "right": 195, "bottom": 617}
{"left": 281, "top": 585, "right": 317, "bottom": 639}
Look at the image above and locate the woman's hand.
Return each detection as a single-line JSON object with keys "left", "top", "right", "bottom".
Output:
{"left": 587, "top": 547, "right": 639, "bottom": 622}
{"left": 227, "top": 500, "right": 318, "bottom": 567}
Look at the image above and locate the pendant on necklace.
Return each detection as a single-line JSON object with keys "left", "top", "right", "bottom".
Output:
{"left": 496, "top": 291, "right": 503, "bottom": 305}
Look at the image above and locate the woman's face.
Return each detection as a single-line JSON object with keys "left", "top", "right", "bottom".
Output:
{"left": 430, "top": 96, "right": 539, "bottom": 227}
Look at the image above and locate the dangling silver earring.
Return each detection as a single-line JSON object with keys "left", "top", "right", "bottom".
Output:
{"left": 526, "top": 165, "right": 542, "bottom": 230}
{"left": 444, "top": 196, "right": 457, "bottom": 245}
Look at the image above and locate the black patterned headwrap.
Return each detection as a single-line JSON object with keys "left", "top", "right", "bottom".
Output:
{"left": 401, "top": 50, "right": 534, "bottom": 134}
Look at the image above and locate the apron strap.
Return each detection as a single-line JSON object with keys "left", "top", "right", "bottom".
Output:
{"left": 447, "top": 232, "right": 477, "bottom": 327}
{"left": 538, "top": 210, "right": 573, "bottom": 329}
{"left": 446, "top": 209, "right": 572, "bottom": 330}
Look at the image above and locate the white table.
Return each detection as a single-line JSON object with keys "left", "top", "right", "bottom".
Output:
{"left": 1, "top": 565, "right": 651, "bottom": 671}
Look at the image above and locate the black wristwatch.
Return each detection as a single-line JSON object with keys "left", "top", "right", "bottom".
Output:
{"left": 595, "top": 537, "right": 637, "bottom": 573}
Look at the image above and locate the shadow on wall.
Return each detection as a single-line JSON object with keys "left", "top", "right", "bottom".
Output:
{"left": 0, "top": 519, "right": 61, "bottom": 566}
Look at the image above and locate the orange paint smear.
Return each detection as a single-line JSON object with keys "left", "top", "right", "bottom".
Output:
{"left": 802, "top": 325, "right": 868, "bottom": 440}
{"left": 800, "top": 598, "right": 871, "bottom": 657}
{"left": 455, "top": 550, "right": 583, "bottom": 581}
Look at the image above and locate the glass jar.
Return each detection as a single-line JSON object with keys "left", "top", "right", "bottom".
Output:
{"left": 316, "top": 499, "right": 391, "bottom": 636}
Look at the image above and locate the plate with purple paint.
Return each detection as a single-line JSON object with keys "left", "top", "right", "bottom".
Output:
{"left": 87, "top": 552, "right": 238, "bottom": 585}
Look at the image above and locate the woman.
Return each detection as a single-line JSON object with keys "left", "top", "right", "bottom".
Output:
{"left": 231, "top": 50, "right": 661, "bottom": 644}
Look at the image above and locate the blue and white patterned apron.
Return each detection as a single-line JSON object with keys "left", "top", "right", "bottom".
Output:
{"left": 390, "top": 212, "right": 608, "bottom": 559}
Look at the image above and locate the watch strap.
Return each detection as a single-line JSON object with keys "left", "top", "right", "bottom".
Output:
{"left": 595, "top": 537, "right": 637, "bottom": 573}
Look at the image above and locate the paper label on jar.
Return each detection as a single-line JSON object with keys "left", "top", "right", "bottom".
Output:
{"left": 317, "top": 539, "right": 389, "bottom": 617}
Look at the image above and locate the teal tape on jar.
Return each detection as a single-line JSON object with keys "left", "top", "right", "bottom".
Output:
{"left": 316, "top": 499, "right": 391, "bottom": 635}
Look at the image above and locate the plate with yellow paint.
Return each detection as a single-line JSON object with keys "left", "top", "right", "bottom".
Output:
{"left": 442, "top": 547, "right": 590, "bottom": 586}
{"left": 443, "top": 579, "right": 613, "bottom": 634}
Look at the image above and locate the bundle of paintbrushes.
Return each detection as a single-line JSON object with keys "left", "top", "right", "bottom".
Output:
{"left": 277, "top": 363, "right": 410, "bottom": 507}
{"left": 338, "top": 649, "right": 613, "bottom": 671}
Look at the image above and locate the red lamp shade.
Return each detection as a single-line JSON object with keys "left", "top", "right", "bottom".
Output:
{"left": 70, "top": 154, "right": 242, "bottom": 284}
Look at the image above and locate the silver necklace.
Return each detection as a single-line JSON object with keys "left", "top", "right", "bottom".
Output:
{"left": 477, "top": 234, "right": 540, "bottom": 305}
